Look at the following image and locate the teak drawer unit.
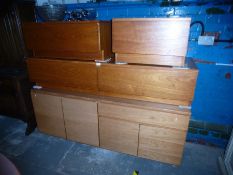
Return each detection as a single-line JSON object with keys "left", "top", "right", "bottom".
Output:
{"left": 27, "top": 58, "right": 198, "bottom": 106}
{"left": 98, "top": 63, "right": 198, "bottom": 106}
{"left": 113, "top": 18, "right": 191, "bottom": 66}
{"left": 22, "top": 21, "right": 112, "bottom": 60}
{"left": 27, "top": 58, "right": 98, "bottom": 94}
{"left": 31, "top": 89, "right": 190, "bottom": 165}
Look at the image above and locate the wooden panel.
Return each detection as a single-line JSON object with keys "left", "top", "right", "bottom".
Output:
{"left": 62, "top": 97, "right": 99, "bottom": 146}
{"left": 98, "top": 64, "right": 198, "bottom": 106}
{"left": 99, "top": 102, "right": 190, "bottom": 130}
{"left": 27, "top": 58, "right": 98, "bottom": 93}
{"left": 138, "top": 125, "right": 186, "bottom": 165}
{"left": 116, "top": 53, "right": 185, "bottom": 66}
{"left": 23, "top": 21, "right": 112, "bottom": 60}
{"left": 99, "top": 22, "right": 113, "bottom": 59}
{"left": 113, "top": 18, "right": 191, "bottom": 57}
{"left": 31, "top": 91, "right": 66, "bottom": 138}
{"left": 99, "top": 117, "right": 139, "bottom": 156}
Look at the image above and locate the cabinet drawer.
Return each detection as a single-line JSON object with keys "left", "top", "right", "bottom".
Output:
{"left": 99, "top": 117, "right": 139, "bottom": 156}
{"left": 98, "top": 102, "right": 189, "bottom": 130}
{"left": 113, "top": 18, "right": 190, "bottom": 57}
{"left": 62, "top": 97, "right": 99, "bottom": 146}
{"left": 98, "top": 64, "right": 198, "bottom": 106}
{"left": 23, "top": 21, "right": 112, "bottom": 60}
{"left": 27, "top": 58, "right": 98, "bottom": 93}
{"left": 138, "top": 125, "right": 186, "bottom": 165}
{"left": 31, "top": 91, "right": 66, "bottom": 138}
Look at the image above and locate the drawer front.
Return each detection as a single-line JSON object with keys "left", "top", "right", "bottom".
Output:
{"left": 23, "top": 22, "right": 102, "bottom": 60}
{"left": 99, "top": 117, "right": 139, "bottom": 156}
{"left": 98, "top": 102, "right": 190, "bottom": 130}
{"left": 62, "top": 97, "right": 99, "bottom": 146}
{"left": 115, "top": 53, "right": 185, "bottom": 67}
{"left": 138, "top": 125, "right": 186, "bottom": 165}
{"left": 98, "top": 64, "right": 198, "bottom": 106}
{"left": 31, "top": 91, "right": 66, "bottom": 138}
{"left": 27, "top": 58, "right": 98, "bottom": 93}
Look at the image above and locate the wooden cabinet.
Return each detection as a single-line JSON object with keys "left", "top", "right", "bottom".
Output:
{"left": 22, "top": 21, "right": 112, "bottom": 60}
{"left": 98, "top": 64, "right": 198, "bottom": 106}
{"left": 26, "top": 59, "right": 198, "bottom": 106}
{"left": 31, "top": 91, "right": 66, "bottom": 138}
{"left": 62, "top": 97, "right": 99, "bottom": 146}
{"left": 99, "top": 117, "right": 139, "bottom": 156}
{"left": 98, "top": 100, "right": 190, "bottom": 164}
{"left": 31, "top": 89, "right": 190, "bottom": 165}
{"left": 27, "top": 58, "right": 98, "bottom": 94}
{"left": 113, "top": 18, "right": 191, "bottom": 66}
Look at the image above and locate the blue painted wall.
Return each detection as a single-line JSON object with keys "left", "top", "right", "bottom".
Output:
{"left": 66, "top": 1, "right": 233, "bottom": 125}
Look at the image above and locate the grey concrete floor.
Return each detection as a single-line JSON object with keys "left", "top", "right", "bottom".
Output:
{"left": 0, "top": 115, "right": 223, "bottom": 175}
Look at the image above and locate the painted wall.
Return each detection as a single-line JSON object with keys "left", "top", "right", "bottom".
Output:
{"left": 36, "top": 0, "right": 233, "bottom": 147}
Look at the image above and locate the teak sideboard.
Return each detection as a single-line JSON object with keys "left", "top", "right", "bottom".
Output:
{"left": 23, "top": 18, "right": 198, "bottom": 166}
{"left": 31, "top": 89, "right": 190, "bottom": 165}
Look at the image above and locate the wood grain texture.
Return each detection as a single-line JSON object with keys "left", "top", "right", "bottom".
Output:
{"left": 31, "top": 91, "right": 66, "bottom": 138}
{"left": 22, "top": 21, "right": 112, "bottom": 60}
{"left": 116, "top": 53, "right": 185, "bottom": 66}
{"left": 138, "top": 125, "right": 186, "bottom": 165}
{"left": 113, "top": 18, "right": 191, "bottom": 64}
{"left": 99, "top": 117, "right": 139, "bottom": 156}
{"left": 27, "top": 58, "right": 98, "bottom": 93}
{"left": 98, "top": 102, "right": 190, "bottom": 130}
{"left": 98, "top": 64, "right": 198, "bottom": 106}
{"left": 62, "top": 97, "right": 99, "bottom": 146}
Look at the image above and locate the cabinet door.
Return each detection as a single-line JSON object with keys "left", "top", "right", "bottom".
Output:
{"left": 62, "top": 97, "right": 99, "bottom": 146}
{"left": 138, "top": 125, "right": 186, "bottom": 165}
{"left": 99, "top": 117, "right": 139, "bottom": 156}
{"left": 31, "top": 91, "right": 66, "bottom": 138}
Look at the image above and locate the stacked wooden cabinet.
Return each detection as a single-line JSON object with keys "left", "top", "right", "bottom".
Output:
{"left": 24, "top": 18, "right": 198, "bottom": 165}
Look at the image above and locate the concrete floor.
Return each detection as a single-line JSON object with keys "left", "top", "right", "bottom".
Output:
{"left": 0, "top": 115, "right": 223, "bottom": 175}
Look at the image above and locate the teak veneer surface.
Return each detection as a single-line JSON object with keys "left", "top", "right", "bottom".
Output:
{"left": 27, "top": 59, "right": 198, "bottom": 106}
{"left": 31, "top": 91, "right": 66, "bottom": 138}
{"left": 27, "top": 58, "right": 98, "bottom": 93}
{"left": 23, "top": 21, "right": 112, "bottom": 60}
{"left": 98, "top": 64, "right": 198, "bottom": 106}
{"left": 113, "top": 18, "right": 191, "bottom": 66}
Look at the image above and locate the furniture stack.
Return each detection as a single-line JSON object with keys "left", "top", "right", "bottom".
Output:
{"left": 23, "top": 18, "right": 198, "bottom": 165}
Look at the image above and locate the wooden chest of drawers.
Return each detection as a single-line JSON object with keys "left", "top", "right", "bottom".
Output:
{"left": 22, "top": 21, "right": 112, "bottom": 60}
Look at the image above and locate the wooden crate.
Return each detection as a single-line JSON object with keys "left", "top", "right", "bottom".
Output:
{"left": 113, "top": 18, "right": 191, "bottom": 66}
{"left": 22, "top": 21, "right": 112, "bottom": 60}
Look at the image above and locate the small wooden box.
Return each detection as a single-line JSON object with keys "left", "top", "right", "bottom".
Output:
{"left": 22, "top": 21, "right": 112, "bottom": 61}
{"left": 112, "top": 18, "right": 191, "bottom": 66}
